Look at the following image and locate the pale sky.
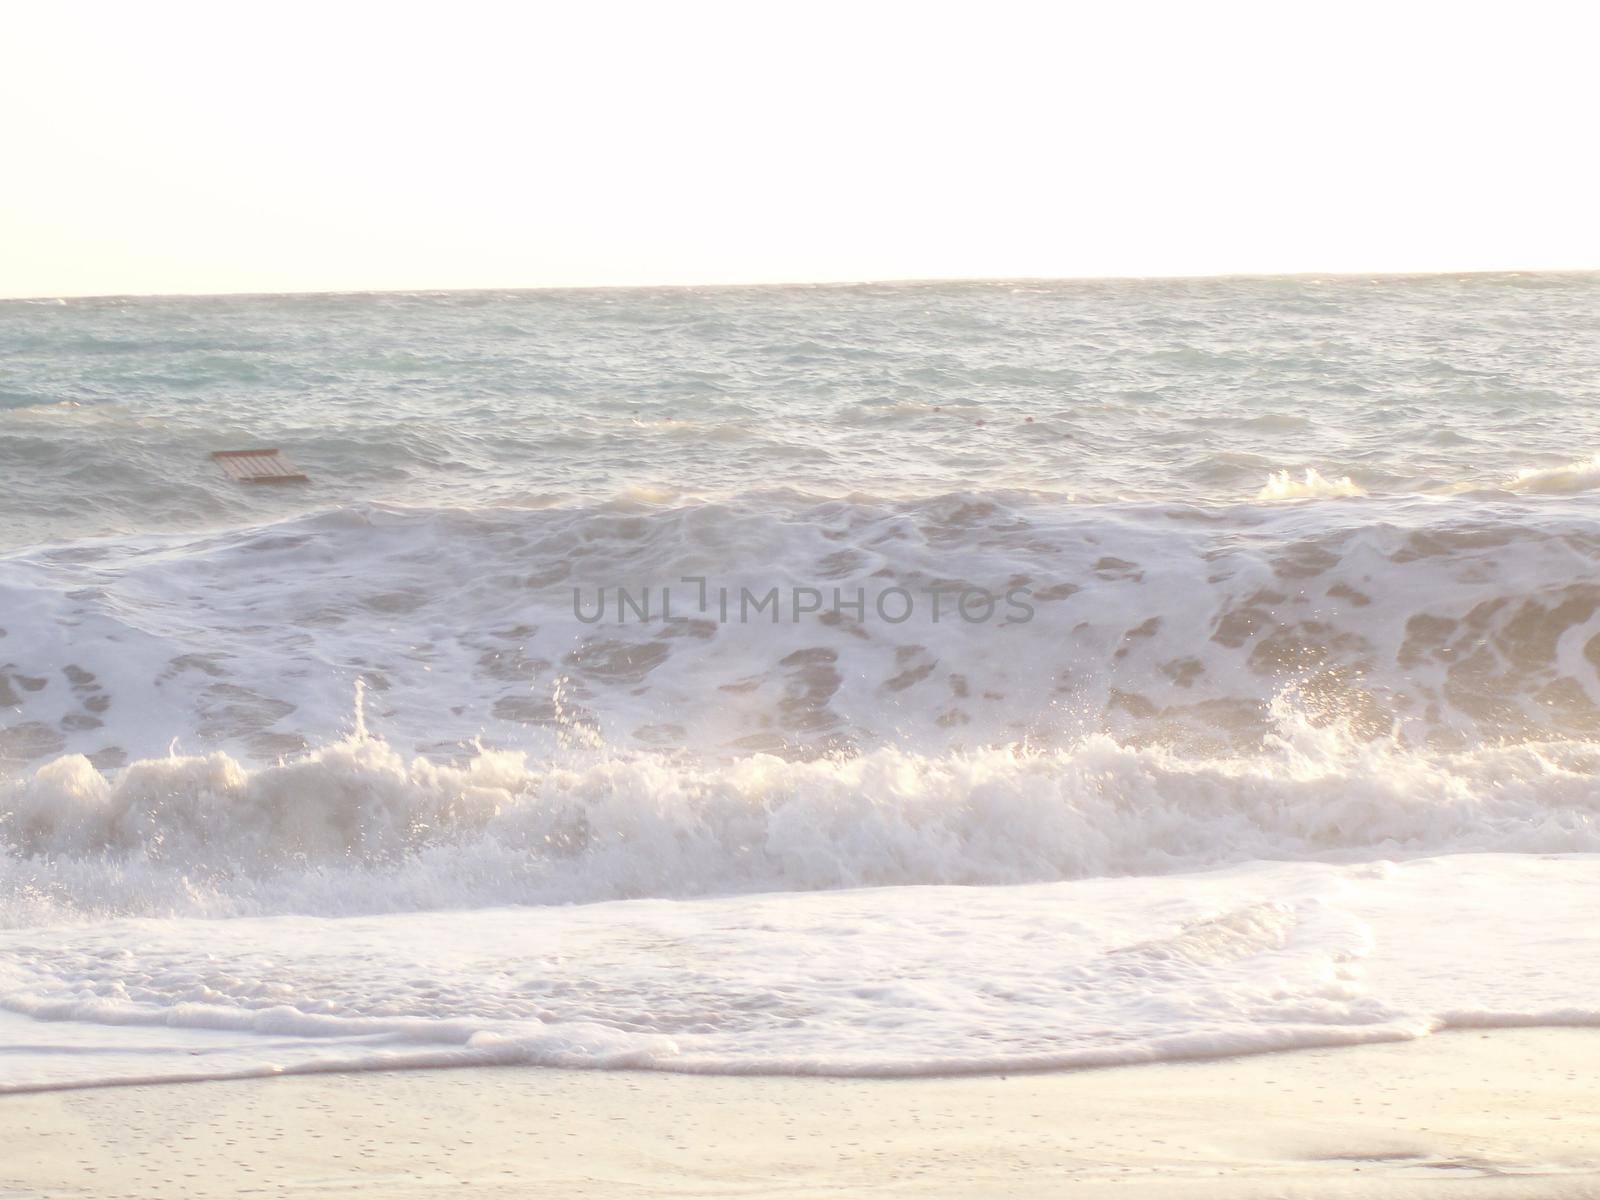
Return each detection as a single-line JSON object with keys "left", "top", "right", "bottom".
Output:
{"left": 2, "top": 0, "right": 1597, "bottom": 298}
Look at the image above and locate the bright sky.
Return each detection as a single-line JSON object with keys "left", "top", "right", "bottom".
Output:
{"left": 3, "top": 1, "right": 1597, "bottom": 298}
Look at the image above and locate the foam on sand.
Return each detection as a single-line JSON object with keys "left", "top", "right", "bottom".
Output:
{"left": 0, "top": 855, "right": 1597, "bottom": 1090}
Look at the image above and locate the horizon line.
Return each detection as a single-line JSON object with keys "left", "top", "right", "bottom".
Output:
{"left": 5, "top": 266, "right": 1599, "bottom": 305}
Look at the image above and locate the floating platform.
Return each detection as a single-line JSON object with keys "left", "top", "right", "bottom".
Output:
{"left": 211, "top": 448, "right": 309, "bottom": 484}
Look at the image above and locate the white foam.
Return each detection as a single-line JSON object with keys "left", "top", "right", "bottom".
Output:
{"left": 5, "top": 705, "right": 1600, "bottom": 923}
{"left": 1256, "top": 468, "right": 1367, "bottom": 500}
{"left": 1, "top": 855, "right": 1596, "bottom": 1090}
{"left": 6, "top": 492, "right": 1600, "bottom": 776}
{"left": 1506, "top": 454, "right": 1600, "bottom": 495}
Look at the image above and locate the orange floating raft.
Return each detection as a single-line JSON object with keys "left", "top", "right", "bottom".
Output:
{"left": 211, "top": 448, "right": 309, "bottom": 484}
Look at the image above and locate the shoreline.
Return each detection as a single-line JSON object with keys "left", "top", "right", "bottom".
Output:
{"left": 3, "top": 1027, "right": 1597, "bottom": 1198}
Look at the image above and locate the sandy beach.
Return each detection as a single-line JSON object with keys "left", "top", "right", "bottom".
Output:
{"left": 2, "top": 1028, "right": 1596, "bottom": 1199}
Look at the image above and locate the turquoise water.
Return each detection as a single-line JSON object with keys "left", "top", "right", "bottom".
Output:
{"left": 4, "top": 275, "right": 1599, "bottom": 549}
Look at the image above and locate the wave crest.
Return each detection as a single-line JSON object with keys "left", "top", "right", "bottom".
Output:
{"left": 1506, "top": 454, "right": 1600, "bottom": 495}
{"left": 1256, "top": 468, "right": 1367, "bottom": 500}
{"left": 6, "top": 704, "right": 1600, "bottom": 922}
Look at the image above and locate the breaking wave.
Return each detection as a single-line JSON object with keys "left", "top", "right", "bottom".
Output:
{"left": 5, "top": 699, "right": 1600, "bottom": 922}
{"left": 1507, "top": 454, "right": 1600, "bottom": 495}
{"left": 1256, "top": 468, "right": 1367, "bottom": 500}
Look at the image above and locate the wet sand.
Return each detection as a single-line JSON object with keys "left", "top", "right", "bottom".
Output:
{"left": 3, "top": 1028, "right": 1597, "bottom": 1198}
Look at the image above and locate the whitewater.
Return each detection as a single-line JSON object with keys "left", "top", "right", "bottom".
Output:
{"left": 3, "top": 273, "right": 1600, "bottom": 1091}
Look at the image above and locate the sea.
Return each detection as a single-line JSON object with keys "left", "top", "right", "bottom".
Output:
{"left": 2, "top": 273, "right": 1599, "bottom": 1089}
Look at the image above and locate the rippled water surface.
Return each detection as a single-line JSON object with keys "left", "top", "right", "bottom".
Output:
{"left": 5, "top": 274, "right": 1600, "bottom": 548}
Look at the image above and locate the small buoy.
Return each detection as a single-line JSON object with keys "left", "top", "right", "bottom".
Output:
{"left": 211, "top": 448, "right": 308, "bottom": 484}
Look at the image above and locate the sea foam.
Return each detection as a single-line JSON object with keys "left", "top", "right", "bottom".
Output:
{"left": 4, "top": 702, "right": 1600, "bottom": 923}
{"left": 2, "top": 855, "right": 1596, "bottom": 1090}
{"left": 1256, "top": 468, "right": 1367, "bottom": 500}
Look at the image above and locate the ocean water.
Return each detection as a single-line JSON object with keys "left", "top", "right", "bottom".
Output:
{"left": 3, "top": 274, "right": 1600, "bottom": 1090}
